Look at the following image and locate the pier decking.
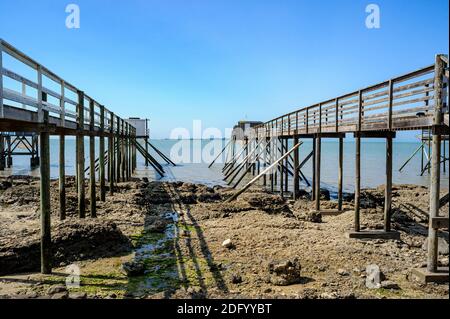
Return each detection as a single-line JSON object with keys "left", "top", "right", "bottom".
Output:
{"left": 0, "top": 39, "right": 140, "bottom": 274}
{"left": 221, "top": 54, "right": 449, "bottom": 283}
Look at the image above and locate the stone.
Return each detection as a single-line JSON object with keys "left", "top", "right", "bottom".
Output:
{"left": 365, "top": 264, "right": 384, "bottom": 289}
{"left": 222, "top": 239, "right": 234, "bottom": 249}
{"left": 181, "top": 229, "right": 190, "bottom": 237}
{"left": 380, "top": 280, "right": 400, "bottom": 290}
{"left": 319, "top": 188, "right": 331, "bottom": 201}
{"left": 422, "top": 237, "right": 449, "bottom": 256}
{"left": 121, "top": 260, "right": 145, "bottom": 276}
{"left": 268, "top": 258, "right": 302, "bottom": 286}
{"left": 46, "top": 285, "right": 67, "bottom": 295}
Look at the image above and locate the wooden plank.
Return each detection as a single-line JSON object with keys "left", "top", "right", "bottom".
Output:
{"left": 40, "top": 110, "right": 51, "bottom": 274}
{"left": 77, "top": 91, "right": 86, "bottom": 218}
{"left": 384, "top": 136, "right": 393, "bottom": 231}
{"left": 427, "top": 55, "right": 444, "bottom": 272}
{"left": 59, "top": 134, "right": 66, "bottom": 220}
{"left": 431, "top": 217, "right": 449, "bottom": 229}
{"left": 99, "top": 105, "right": 105, "bottom": 202}
{"left": 225, "top": 142, "right": 303, "bottom": 202}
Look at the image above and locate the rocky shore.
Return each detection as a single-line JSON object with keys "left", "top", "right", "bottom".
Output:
{"left": 0, "top": 176, "right": 448, "bottom": 299}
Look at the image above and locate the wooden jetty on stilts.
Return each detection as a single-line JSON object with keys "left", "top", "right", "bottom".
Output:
{"left": 0, "top": 39, "right": 138, "bottom": 274}
{"left": 220, "top": 54, "right": 449, "bottom": 284}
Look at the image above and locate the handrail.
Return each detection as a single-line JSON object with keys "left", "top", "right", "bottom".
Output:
{"left": 0, "top": 39, "right": 136, "bottom": 136}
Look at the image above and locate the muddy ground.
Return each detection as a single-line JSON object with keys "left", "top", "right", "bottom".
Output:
{"left": 0, "top": 176, "right": 448, "bottom": 299}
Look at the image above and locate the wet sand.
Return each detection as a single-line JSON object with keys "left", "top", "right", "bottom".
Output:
{"left": 0, "top": 177, "right": 448, "bottom": 299}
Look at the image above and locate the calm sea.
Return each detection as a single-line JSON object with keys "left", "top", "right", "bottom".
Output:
{"left": 1, "top": 138, "right": 449, "bottom": 194}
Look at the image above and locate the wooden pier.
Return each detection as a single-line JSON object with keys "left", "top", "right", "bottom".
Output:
{"left": 0, "top": 39, "right": 139, "bottom": 273}
{"left": 220, "top": 55, "right": 449, "bottom": 283}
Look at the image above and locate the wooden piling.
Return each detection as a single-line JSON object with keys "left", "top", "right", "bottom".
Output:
{"left": 384, "top": 136, "right": 393, "bottom": 231}
{"left": 89, "top": 100, "right": 96, "bottom": 218}
{"left": 59, "top": 134, "right": 66, "bottom": 220}
{"left": 77, "top": 91, "right": 86, "bottom": 218}
{"left": 338, "top": 137, "right": 343, "bottom": 211}
{"left": 279, "top": 139, "right": 284, "bottom": 198}
{"left": 40, "top": 110, "right": 51, "bottom": 274}
{"left": 312, "top": 136, "right": 316, "bottom": 201}
{"left": 109, "top": 113, "right": 115, "bottom": 195}
{"left": 354, "top": 135, "right": 361, "bottom": 232}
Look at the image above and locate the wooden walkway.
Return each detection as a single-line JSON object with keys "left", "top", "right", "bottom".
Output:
{"left": 220, "top": 54, "right": 449, "bottom": 283}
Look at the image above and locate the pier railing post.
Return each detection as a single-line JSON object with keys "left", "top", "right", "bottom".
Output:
{"left": 293, "top": 136, "right": 299, "bottom": 199}
{"left": 59, "top": 133, "right": 66, "bottom": 220}
{"left": 89, "top": 99, "right": 96, "bottom": 218}
{"left": 59, "top": 81, "right": 66, "bottom": 220}
{"left": 427, "top": 54, "right": 445, "bottom": 272}
{"left": 314, "top": 135, "right": 322, "bottom": 211}
{"left": 40, "top": 109, "right": 51, "bottom": 274}
{"left": 99, "top": 105, "right": 106, "bottom": 202}
{"left": 354, "top": 133, "right": 361, "bottom": 232}
{"left": 109, "top": 112, "right": 115, "bottom": 195}
{"left": 77, "top": 91, "right": 86, "bottom": 218}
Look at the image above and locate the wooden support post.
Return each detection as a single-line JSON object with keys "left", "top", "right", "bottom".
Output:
{"left": 338, "top": 137, "right": 343, "bottom": 211}
{"left": 312, "top": 136, "right": 316, "bottom": 201}
{"left": 40, "top": 109, "right": 51, "bottom": 274}
{"left": 427, "top": 55, "right": 444, "bottom": 272}
{"left": 354, "top": 135, "right": 361, "bottom": 232}
{"left": 59, "top": 134, "right": 66, "bottom": 220}
{"left": 99, "top": 105, "right": 106, "bottom": 202}
{"left": 0, "top": 136, "right": 4, "bottom": 171}
{"left": 314, "top": 136, "right": 321, "bottom": 211}
{"left": 145, "top": 119, "right": 149, "bottom": 167}
{"left": 109, "top": 112, "right": 115, "bottom": 195}
{"left": 225, "top": 142, "right": 303, "bottom": 202}
{"left": 421, "top": 130, "right": 424, "bottom": 172}
{"left": 384, "top": 136, "right": 393, "bottom": 231}
{"left": 293, "top": 136, "right": 299, "bottom": 199}
{"left": 77, "top": 91, "right": 85, "bottom": 218}
{"left": 89, "top": 100, "right": 96, "bottom": 218}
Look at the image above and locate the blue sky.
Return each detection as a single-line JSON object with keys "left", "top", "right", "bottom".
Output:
{"left": 0, "top": 0, "right": 448, "bottom": 139}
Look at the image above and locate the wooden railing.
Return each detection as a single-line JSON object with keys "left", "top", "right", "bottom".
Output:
{"left": 251, "top": 56, "right": 448, "bottom": 138}
{"left": 0, "top": 39, "right": 135, "bottom": 136}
